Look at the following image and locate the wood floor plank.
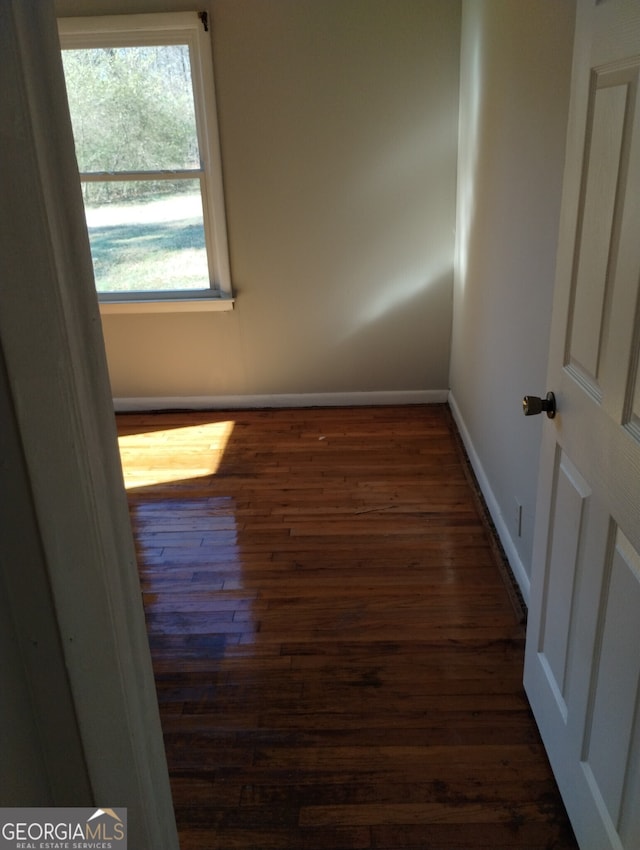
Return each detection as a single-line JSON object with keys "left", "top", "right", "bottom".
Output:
{"left": 118, "top": 405, "right": 577, "bottom": 850}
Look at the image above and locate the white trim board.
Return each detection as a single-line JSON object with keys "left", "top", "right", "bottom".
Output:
{"left": 448, "top": 392, "right": 531, "bottom": 606}
{"left": 0, "top": 4, "right": 178, "bottom": 844}
{"left": 113, "top": 389, "right": 449, "bottom": 412}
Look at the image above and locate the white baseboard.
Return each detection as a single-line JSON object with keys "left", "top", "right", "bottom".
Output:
{"left": 113, "top": 389, "right": 449, "bottom": 412}
{"left": 448, "top": 392, "right": 531, "bottom": 606}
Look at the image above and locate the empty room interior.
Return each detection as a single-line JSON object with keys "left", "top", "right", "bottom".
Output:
{"left": 2, "top": 0, "right": 639, "bottom": 849}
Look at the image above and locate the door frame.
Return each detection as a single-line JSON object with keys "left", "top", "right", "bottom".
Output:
{"left": 0, "top": 3, "right": 178, "bottom": 846}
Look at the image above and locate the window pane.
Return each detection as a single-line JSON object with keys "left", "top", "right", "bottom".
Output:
{"left": 62, "top": 45, "right": 200, "bottom": 172}
{"left": 84, "top": 180, "right": 210, "bottom": 293}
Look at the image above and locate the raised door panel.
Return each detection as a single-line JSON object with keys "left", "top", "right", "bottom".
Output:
{"left": 537, "top": 452, "right": 591, "bottom": 719}
{"left": 566, "top": 61, "right": 640, "bottom": 418}
{"left": 581, "top": 528, "right": 640, "bottom": 841}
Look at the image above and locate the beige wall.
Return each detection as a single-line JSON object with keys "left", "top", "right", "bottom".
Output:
{"left": 450, "top": 0, "right": 575, "bottom": 596}
{"left": 56, "top": 0, "right": 461, "bottom": 401}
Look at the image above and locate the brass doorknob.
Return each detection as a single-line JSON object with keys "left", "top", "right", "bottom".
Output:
{"left": 523, "top": 392, "right": 556, "bottom": 419}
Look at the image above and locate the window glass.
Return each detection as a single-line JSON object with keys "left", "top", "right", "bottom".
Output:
{"left": 85, "top": 179, "right": 208, "bottom": 293}
{"left": 62, "top": 46, "right": 200, "bottom": 173}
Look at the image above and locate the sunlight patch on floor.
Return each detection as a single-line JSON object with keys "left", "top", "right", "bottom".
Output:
{"left": 118, "top": 420, "right": 235, "bottom": 489}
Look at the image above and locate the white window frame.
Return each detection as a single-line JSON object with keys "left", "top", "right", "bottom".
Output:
{"left": 58, "top": 12, "right": 233, "bottom": 313}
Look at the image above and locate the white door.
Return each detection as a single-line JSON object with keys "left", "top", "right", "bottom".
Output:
{"left": 523, "top": 1, "right": 640, "bottom": 848}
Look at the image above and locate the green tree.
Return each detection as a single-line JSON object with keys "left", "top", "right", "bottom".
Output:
{"left": 62, "top": 45, "right": 200, "bottom": 203}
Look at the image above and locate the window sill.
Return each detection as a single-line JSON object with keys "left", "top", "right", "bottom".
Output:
{"left": 99, "top": 296, "right": 234, "bottom": 315}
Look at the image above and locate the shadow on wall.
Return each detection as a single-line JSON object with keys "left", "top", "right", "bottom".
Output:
{"left": 327, "top": 270, "right": 454, "bottom": 392}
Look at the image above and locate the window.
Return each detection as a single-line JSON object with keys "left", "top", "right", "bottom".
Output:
{"left": 58, "top": 13, "right": 232, "bottom": 312}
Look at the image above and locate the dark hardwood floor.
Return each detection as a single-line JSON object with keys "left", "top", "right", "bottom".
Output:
{"left": 117, "top": 404, "right": 578, "bottom": 850}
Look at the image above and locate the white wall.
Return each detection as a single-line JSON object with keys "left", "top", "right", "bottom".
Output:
{"left": 0, "top": 584, "right": 51, "bottom": 805}
{"left": 0, "top": 350, "right": 91, "bottom": 806}
{"left": 450, "top": 0, "right": 575, "bottom": 598}
{"left": 56, "top": 0, "right": 461, "bottom": 404}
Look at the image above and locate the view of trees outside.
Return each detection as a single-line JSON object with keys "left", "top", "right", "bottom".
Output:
{"left": 61, "top": 45, "right": 209, "bottom": 292}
